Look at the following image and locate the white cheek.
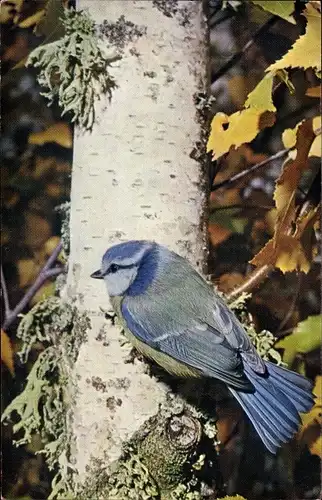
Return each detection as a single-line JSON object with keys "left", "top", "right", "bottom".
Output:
{"left": 104, "top": 268, "right": 137, "bottom": 297}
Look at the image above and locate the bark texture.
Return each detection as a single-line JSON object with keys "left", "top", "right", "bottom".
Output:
{"left": 66, "top": 0, "right": 208, "bottom": 483}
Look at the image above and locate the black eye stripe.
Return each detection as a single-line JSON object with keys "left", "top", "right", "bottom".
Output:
{"left": 105, "top": 263, "right": 136, "bottom": 275}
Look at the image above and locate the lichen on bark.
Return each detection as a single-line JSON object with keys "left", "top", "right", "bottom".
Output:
{"left": 26, "top": 9, "right": 120, "bottom": 131}
{"left": 1, "top": 296, "right": 89, "bottom": 499}
{"left": 78, "top": 393, "right": 221, "bottom": 499}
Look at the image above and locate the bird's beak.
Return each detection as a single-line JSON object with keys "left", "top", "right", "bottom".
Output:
{"left": 91, "top": 269, "right": 103, "bottom": 279}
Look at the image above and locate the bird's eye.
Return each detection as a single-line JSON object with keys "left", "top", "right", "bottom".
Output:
{"left": 109, "top": 263, "right": 119, "bottom": 274}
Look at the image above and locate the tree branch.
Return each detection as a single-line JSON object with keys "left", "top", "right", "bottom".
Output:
{"left": 211, "top": 147, "right": 290, "bottom": 191}
{"left": 226, "top": 264, "right": 272, "bottom": 300}
{"left": 1, "top": 265, "right": 11, "bottom": 316}
{"left": 226, "top": 131, "right": 321, "bottom": 300}
{"left": 211, "top": 15, "right": 278, "bottom": 82}
{"left": 211, "top": 203, "right": 272, "bottom": 212}
{"left": 2, "top": 242, "right": 63, "bottom": 331}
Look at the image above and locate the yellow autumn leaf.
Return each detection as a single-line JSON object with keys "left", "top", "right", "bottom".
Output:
{"left": 1, "top": 329, "right": 15, "bottom": 376}
{"left": 309, "top": 435, "right": 322, "bottom": 457}
{"left": 310, "top": 116, "right": 321, "bottom": 157}
{"left": 18, "top": 9, "right": 45, "bottom": 28}
{"left": 207, "top": 109, "right": 275, "bottom": 160}
{"left": 217, "top": 496, "right": 247, "bottom": 500}
{"left": 251, "top": 232, "right": 310, "bottom": 274}
{"left": 251, "top": 0, "right": 296, "bottom": 24}
{"left": 306, "top": 85, "right": 321, "bottom": 98}
{"left": 310, "top": 135, "right": 321, "bottom": 157}
{"left": 282, "top": 124, "right": 300, "bottom": 149}
{"left": 282, "top": 116, "right": 321, "bottom": 157}
{"left": 275, "top": 120, "right": 314, "bottom": 224}
{"left": 44, "top": 236, "right": 62, "bottom": 257}
{"left": 250, "top": 120, "right": 318, "bottom": 273}
{"left": 267, "top": 4, "right": 321, "bottom": 72}
{"left": 0, "top": 0, "right": 23, "bottom": 24}
{"left": 308, "top": 1, "right": 321, "bottom": 12}
{"left": 17, "top": 259, "right": 39, "bottom": 288}
{"left": 244, "top": 72, "right": 276, "bottom": 111}
{"left": 28, "top": 122, "right": 72, "bottom": 149}
{"left": 298, "top": 376, "right": 322, "bottom": 458}
{"left": 274, "top": 235, "right": 311, "bottom": 273}
{"left": 30, "top": 281, "right": 56, "bottom": 306}
{"left": 252, "top": 205, "right": 319, "bottom": 274}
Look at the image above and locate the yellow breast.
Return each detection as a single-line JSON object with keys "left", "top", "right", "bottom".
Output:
{"left": 110, "top": 296, "right": 200, "bottom": 378}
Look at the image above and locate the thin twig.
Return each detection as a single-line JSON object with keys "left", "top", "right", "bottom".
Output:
{"left": 1, "top": 265, "right": 11, "bottom": 316}
{"left": 211, "top": 204, "right": 272, "bottom": 212}
{"left": 211, "top": 148, "right": 290, "bottom": 191}
{"left": 2, "top": 242, "right": 63, "bottom": 331}
{"left": 226, "top": 265, "right": 272, "bottom": 301}
{"left": 277, "top": 275, "right": 302, "bottom": 333}
{"left": 211, "top": 15, "right": 278, "bottom": 82}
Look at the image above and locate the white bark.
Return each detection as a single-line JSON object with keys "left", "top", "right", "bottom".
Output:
{"left": 66, "top": 0, "right": 208, "bottom": 484}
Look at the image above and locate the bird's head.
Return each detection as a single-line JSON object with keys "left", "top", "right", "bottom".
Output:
{"left": 91, "top": 240, "right": 161, "bottom": 297}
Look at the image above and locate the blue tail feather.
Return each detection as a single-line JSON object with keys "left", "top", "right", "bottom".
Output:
{"left": 243, "top": 364, "right": 301, "bottom": 426}
{"left": 243, "top": 390, "right": 293, "bottom": 442}
{"left": 230, "top": 388, "right": 282, "bottom": 453}
{"left": 266, "top": 360, "right": 313, "bottom": 391}
{"left": 229, "top": 361, "right": 314, "bottom": 454}
{"left": 265, "top": 360, "right": 314, "bottom": 412}
{"left": 246, "top": 386, "right": 297, "bottom": 439}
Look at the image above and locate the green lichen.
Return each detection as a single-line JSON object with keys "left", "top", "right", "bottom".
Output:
{"left": 2, "top": 347, "right": 58, "bottom": 446}
{"left": 138, "top": 412, "right": 202, "bottom": 496}
{"left": 1, "top": 297, "right": 88, "bottom": 500}
{"left": 17, "top": 296, "right": 72, "bottom": 363}
{"left": 79, "top": 393, "right": 219, "bottom": 499}
{"left": 27, "top": 9, "right": 120, "bottom": 131}
{"left": 245, "top": 326, "right": 284, "bottom": 364}
{"left": 152, "top": 0, "right": 191, "bottom": 26}
{"left": 170, "top": 484, "right": 202, "bottom": 499}
{"left": 78, "top": 452, "right": 158, "bottom": 500}
{"left": 227, "top": 291, "right": 252, "bottom": 311}
{"left": 221, "top": 1, "right": 242, "bottom": 10}
{"left": 55, "top": 201, "right": 71, "bottom": 257}
{"left": 228, "top": 291, "right": 284, "bottom": 364}
{"left": 108, "top": 454, "right": 159, "bottom": 499}
{"left": 99, "top": 15, "right": 147, "bottom": 49}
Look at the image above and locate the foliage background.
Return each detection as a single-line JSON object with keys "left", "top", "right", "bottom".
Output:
{"left": 1, "top": 0, "right": 321, "bottom": 499}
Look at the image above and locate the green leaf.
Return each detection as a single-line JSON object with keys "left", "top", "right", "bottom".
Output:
{"left": 244, "top": 72, "right": 276, "bottom": 112}
{"left": 209, "top": 208, "right": 248, "bottom": 234}
{"left": 276, "top": 315, "right": 322, "bottom": 366}
{"left": 251, "top": 1, "right": 296, "bottom": 24}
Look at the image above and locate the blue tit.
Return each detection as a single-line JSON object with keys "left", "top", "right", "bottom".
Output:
{"left": 91, "top": 240, "right": 314, "bottom": 453}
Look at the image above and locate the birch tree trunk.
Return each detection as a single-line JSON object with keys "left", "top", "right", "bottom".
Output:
{"left": 66, "top": 0, "right": 209, "bottom": 492}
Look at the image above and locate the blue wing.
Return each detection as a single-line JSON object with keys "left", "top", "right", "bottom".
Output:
{"left": 121, "top": 298, "right": 253, "bottom": 390}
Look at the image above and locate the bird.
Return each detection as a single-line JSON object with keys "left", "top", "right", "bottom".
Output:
{"left": 91, "top": 240, "right": 314, "bottom": 453}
